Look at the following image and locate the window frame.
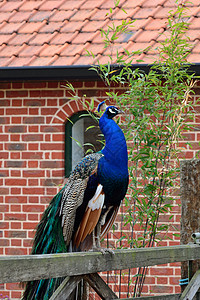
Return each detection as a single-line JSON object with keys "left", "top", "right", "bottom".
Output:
{"left": 65, "top": 110, "right": 100, "bottom": 177}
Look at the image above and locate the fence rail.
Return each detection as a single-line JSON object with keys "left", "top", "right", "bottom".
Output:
{"left": 1, "top": 244, "right": 200, "bottom": 284}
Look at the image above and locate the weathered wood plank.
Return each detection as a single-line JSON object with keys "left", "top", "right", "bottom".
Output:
{"left": 49, "top": 276, "right": 82, "bottom": 300}
{"left": 120, "top": 294, "right": 181, "bottom": 300}
{"left": 180, "top": 160, "right": 200, "bottom": 282}
{"left": 84, "top": 273, "right": 118, "bottom": 299}
{"left": 180, "top": 269, "right": 200, "bottom": 300}
{"left": 1, "top": 244, "right": 200, "bottom": 283}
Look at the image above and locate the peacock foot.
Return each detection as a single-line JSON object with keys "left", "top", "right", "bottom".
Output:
{"left": 89, "top": 246, "right": 115, "bottom": 255}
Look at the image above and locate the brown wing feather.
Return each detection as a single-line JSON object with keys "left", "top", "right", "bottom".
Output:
{"left": 101, "top": 206, "right": 119, "bottom": 238}
{"left": 74, "top": 207, "right": 102, "bottom": 248}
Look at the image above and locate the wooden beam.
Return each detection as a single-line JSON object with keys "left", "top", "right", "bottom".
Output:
{"left": 120, "top": 294, "right": 181, "bottom": 300}
{"left": 1, "top": 244, "right": 200, "bottom": 283}
{"left": 49, "top": 276, "right": 82, "bottom": 300}
{"left": 180, "top": 269, "right": 200, "bottom": 300}
{"left": 180, "top": 160, "right": 200, "bottom": 281}
{"left": 84, "top": 273, "right": 118, "bottom": 299}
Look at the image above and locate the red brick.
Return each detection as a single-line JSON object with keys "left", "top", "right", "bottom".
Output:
{"left": 6, "top": 91, "right": 28, "bottom": 98}
{"left": 22, "top": 134, "right": 43, "bottom": 141}
{"left": 11, "top": 223, "right": 22, "bottom": 230}
{"left": 22, "top": 152, "right": 43, "bottom": 159}
{"left": 0, "top": 239, "right": 9, "bottom": 246}
{"left": 11, "top": 187, "right": 22, "bottom": 194}
{"left": 23, "top": 169, "right": 45, "bottom": 177}
{"left": 150, "top": 285, "right": 173, "bottom": 294}
{"left": 23, "top": 204, "right": 45, "bottom": 212}
{"left": 28, "top": 143, "right": 39, "bottom": 150}
{"left": 0, "top": 188, "right": 9, "bottom": 195}
{"left": 40, "top": 143, "right": 64, "bottom": 151}
{"left": 41, "top": 107, "right": 58, "bottom": 115}
{"left": 0, "top": 221, "right": 9, "bottom": 229}
{"left": 23, "top": 188, "right": 44, "bottom": 195}
{"left": 40, "top": 160, "right": 61, "bottom": 168}
{"left": 28, "top": 179, "right": 39, "bottom": 186}
{"left": 5, "top": 179, "right": 26, "bottom": 186}
{"left": 30, "top": 90, "right": 64, "bottom": 98}
{"left": 23, "top": 116, "right": 44, "bottom": 124}
{"left": 28, "top": 161, "right": 39, "bottom": 169}
{"left": 5, "top": 213, "right": 26, "bottom": 221}
{"left": 11, "top": 170, "right": 21, "bottom": 177}
{"left": 29, "top": 107, "right": 39, "bottom": 115}
{"left": 6, "top": 160, "right": 25, "bottom": 168}
{"left": 24, "top": 99, "right": 46, "bottom": 106}
{"left": 5, "top": 230, "right": 26, "bottom": 238}
{"left": 10, "top": 152, "right": 21, "bottom": 159}
{"left": 150, "top": 267, "right": 173, "bottom": 276}
{"left": 23, "top": 222, "right": 38, "bottom": 230}
{"left": 5, "top": 196, "right": 27, "bottom": 203}
{"left": 5, "top": 247, "right": 27, "bottom": 255}
{"left": 10, "top": 205, "right": 21, "bottom": 212}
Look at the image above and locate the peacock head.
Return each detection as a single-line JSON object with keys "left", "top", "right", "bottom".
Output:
{"left": 97, "top": 101, "right": 124, "bottom": 119}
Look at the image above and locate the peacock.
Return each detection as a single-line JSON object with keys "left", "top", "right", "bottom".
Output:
{"left": 22, "top": 101, "right": 129, "bottom": 300}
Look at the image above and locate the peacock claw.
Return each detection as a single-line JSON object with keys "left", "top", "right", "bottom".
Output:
{"left": 90, "top": 247, "right": 115, "bottom": 255}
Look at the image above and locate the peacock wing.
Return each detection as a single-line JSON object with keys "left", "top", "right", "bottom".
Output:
{"left": 60, "top": 152, "right": 104, "bottom": 246}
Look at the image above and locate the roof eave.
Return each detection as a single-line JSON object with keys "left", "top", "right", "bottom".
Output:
{"left": 0, "top": 63, "right": 200, "bottom": 81}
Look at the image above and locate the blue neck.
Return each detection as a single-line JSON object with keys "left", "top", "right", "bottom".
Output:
{"left": 99, "top": 113, "right": 128, "bottom": 170}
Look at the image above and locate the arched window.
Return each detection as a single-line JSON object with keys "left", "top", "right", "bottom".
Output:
{"left": 65, "top": 111, "right": 103, "bottom": 177}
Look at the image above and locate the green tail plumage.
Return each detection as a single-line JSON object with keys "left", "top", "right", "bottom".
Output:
{"left": 22, "top": 188, "right": 67, "bottom": 300}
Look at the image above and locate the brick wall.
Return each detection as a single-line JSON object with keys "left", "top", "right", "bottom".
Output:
{"left": 0, "top": 79, "right": 199, "bottom": 299}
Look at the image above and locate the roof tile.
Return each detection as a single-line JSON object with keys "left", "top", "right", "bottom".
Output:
{"left": 18, "top": 45, "right": 44, "bottom": 57}
{"left": 0, "top": 45, "right": 24, "bottom": 57}
{"left": 60, "top": 21, "right": 86, "bottom": 33}
{"left": 39, "top": 0, "right": 65, "bottom": 11}
{"left": 144, "top": 18, "right": 168, "bottom": 30}
{"left": 29, "top": 33, "right": 55, "bottom": 46}
{"left": 18, "top": 1, "right": 44, "bottom": 11}
{"left": 39, "top": 22, "right": 64, "bottom": 34}
{"left": 30, "top": 56, "right": 57, "bottom": 66}
{"left": 9, "top": 11, "right": 33, "bottom": 22}
{"left": 70, "top": 9, "right": 97, "bottom": 21}
{"left": 0, "top": 22, "right": 24, "bottom": 34}
{"left": 100, "top": 0, "right": 126, "bottom": 9}
{"left": 82, "top": 20, "right": 109, "bottom": 32}
{"left": 51, "top": 55, "right": 78, "bottom": 66}
{"left": 0, "top": 0, "right": 199, "bottom": 67}
{"left": 18, "top": 22, "right": 45, "bottom": 34}
{"left": 134, "top": 29, "right": 162, "bottom": 42}
{"left": 7, "top": 57, "right": 33, "bottom": 67}
{"left": 0, "top": 34, "right": 14, "bottom": 46}
{"left": 39, "top": 44, "right": 67, "bottom": 57}
{"left": 82, "top": 0, "right": 105, "bottom": 9}
{"left": 9, "top": 33, "right": 34, "bottom": 46}
{"left": 29, "top": 11, "right": 53, "bottom": 22}
{"left": 59, "top": 1, "right": 85, "bottom": 10}
{"left": 0, "top": 12, "right": 15, "bottom": 23}
{"left": 0, "top": 1, "right": 23, "bottom": 12}
{"left": 72, "top": 32, "right": 99, "bottom": 44}
{"left": 142, "top": 0, "right": 166, "bottom": 7}
{"left": 49, "top": 10, "right": 74, "bottom": 22}
{"left": 123, "top": 0, "right": 146, "bottom": 8}
{"left": 51, "top": 32, "right": 78, "bottom": 45}
{"left": 60, "top": 44, "right": 87, "bottom": 57}
{"left": 133, "top": 7, "right": 161, "bottom": 19}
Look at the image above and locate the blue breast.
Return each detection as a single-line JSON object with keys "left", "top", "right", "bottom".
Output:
{"left": 97, "top": 112, "right": 129, "bottom": 205}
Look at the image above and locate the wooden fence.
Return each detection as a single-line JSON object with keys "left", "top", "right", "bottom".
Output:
{"left": 1, "top": 243, "right": 200, "bottom": 299}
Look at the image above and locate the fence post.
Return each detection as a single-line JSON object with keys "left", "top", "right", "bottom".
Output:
{"left": 180, "top": 160, "right": 200, "bottom": 291}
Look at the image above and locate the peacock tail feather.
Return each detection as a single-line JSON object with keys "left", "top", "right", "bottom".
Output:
{"left": 22, "top": 188, "right": 67, "bottom": 300}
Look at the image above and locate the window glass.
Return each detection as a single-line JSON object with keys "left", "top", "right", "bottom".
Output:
{"left": 65, "top": 112, "right": 102, "bottom": 177}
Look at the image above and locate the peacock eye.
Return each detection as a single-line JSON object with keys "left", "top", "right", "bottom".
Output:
{"left": 108, "top": 107, "right": 117, "bottom": 115}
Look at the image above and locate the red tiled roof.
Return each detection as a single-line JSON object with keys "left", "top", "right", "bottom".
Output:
{"left": 0, "top": 0, "right": 199, "bottom": 67}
